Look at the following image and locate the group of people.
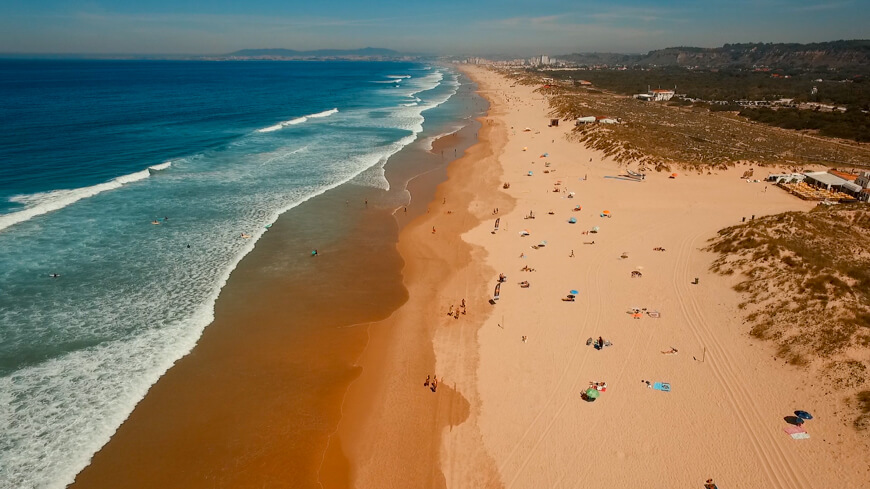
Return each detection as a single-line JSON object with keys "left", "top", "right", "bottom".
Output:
{"left": 446, "top": 299, "right": 467, "bottom": 319}
{"left": 423, "top": 375, "right": 438, "bottom": 392}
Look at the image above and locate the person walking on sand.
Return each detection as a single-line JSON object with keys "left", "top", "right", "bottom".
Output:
{"left": 432, "top": 226, "right": 436, "bottom": 234}
{"left": 570, "top": 249, "right": 574, "bottom": 258}
{"left": 424, "top": 375, "right": 430, "bottom": 387}
{"left": 432, "top": 376, "right": 438, "bottom": 392}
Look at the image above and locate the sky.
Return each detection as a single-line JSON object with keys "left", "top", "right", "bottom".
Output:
{"left": 0, "top": 0, "right": 867, "bottom": 56}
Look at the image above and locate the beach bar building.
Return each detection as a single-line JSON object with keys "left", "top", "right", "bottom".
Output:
{"left": 803, "top": 171, "right": 848, "bottom": 191}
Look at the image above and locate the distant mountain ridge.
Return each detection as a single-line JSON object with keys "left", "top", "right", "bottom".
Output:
{"left": 559, "top": 40, "right": 870, "bottom": 71}
{"left": 226, "top": 47, "right": 403, "bottom": 58}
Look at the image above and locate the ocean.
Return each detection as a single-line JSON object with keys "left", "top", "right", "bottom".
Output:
{"left": 0, "top": 59, "right": 479, "bottom": 488}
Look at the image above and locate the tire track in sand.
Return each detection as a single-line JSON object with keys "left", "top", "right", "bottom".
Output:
{"left": 671, "top": 232, "right": 812, "bottom": 489}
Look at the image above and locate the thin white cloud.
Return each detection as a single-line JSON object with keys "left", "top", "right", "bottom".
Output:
{"left": 793, "top": 1, "right": 852, "bottom": 11}
{"left": 70, "top": 11, "right": 393, "bottom": 29}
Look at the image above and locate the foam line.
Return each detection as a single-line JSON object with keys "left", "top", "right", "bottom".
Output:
{"left": 0, "top": 162, "right": 172, "bottom": 233}
{"left": 256, "top": 108, "right": 338, "bottom": 133}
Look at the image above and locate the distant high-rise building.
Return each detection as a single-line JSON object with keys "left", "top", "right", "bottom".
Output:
{"left": 541, "top": 55, "right": 550, "bottom": 65}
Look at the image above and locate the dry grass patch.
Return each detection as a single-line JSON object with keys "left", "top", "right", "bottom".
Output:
{"left": 707, "top": 204, "right": 870, "bottom": 430}
{"left": 499, "top": 70, "right": 870, "bottom": 170}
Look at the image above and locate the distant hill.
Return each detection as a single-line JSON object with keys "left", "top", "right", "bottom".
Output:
{"left": 225, "top": 47, "right": 403, "bottom": 59}
{"left": 560, "top": 40, "right": 870, "bottom": 71}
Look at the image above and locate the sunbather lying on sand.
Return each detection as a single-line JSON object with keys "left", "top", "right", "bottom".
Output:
{"left": 661, "top": 347, "right": 679, "bottom": 355}
{"left": 521, "top": 265, "right": 536, "bottom": 272}
{"left": 519, "top": 281, "right": 530, "bottom": 288}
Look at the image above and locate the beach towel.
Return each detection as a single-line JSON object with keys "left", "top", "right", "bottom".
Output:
{"left": 652, "top": 382, "right": 671, "bottom": 392}
{"left": 782, "top": 425, "right": 809, "bottom": 440}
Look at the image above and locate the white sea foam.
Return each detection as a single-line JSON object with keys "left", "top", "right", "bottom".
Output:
{"left": 0, "top": 162, "right": 172, "bottom": 233}
{"left": 307, "top": 108, "right": 338, "bottom": 118}
{"left": 386, "top": 75, "right": 411, "bottom": 79}
{"left": 422, "top": 125, "right": 466, "bottom": 151}
{"left": 256, "top": 108, "right": 338, "bottom": 133}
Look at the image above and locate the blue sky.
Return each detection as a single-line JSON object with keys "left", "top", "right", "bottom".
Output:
{"left": 0, "top": 0, "right": 866, "bottom": 55}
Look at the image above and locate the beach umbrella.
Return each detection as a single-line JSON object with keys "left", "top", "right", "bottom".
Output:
{"left": 603, "top": 210, "right": 611, "bottom": 215}
{"left": 591, "top": 226, "right": 600, "bottom": 232}
{"left": 584, "top": 388, "right": 600, "bottom": 399}
{"left": 570, "top": 290, "right": 579, "bottom": 295}
{"left": 795, "top": 410, "right": 813, "bottom": 420}
{"left": 523, "top": 146, "right": 528, "bottom": 151}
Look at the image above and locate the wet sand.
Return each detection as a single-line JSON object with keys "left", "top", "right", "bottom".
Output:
{"left": 323, "top": 70, "right": 508, "bottom": 489}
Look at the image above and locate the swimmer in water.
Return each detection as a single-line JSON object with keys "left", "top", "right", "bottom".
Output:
{"left": 151, "top": 220, "right": 161, "bottom": 225}
{"left": 49, "top": 273, "right": 60, "bottom": 278}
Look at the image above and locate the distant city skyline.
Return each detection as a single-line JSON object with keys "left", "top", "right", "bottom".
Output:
{"left": 1, "top": 0, "right": 867, "bottom": 56}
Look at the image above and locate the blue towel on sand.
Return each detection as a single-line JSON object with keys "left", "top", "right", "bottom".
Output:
{"left": 653, "top": 382, "right": 671, "bottom": 392}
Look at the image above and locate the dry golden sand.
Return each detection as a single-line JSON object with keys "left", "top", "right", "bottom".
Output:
{"left": 336, "top": 65, "right": 870, "bottom": 488}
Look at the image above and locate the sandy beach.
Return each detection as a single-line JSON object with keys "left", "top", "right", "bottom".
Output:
{"left": 67, "top": 64, "right": 869, "bottom": 489}
{"left": 332, "top": 65, "right": 870, "bottom": 488}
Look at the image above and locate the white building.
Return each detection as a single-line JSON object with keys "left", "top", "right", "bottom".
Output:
{"left": 803, "top": 171, "right": 848, "bottom": 190}
{"left": 855, "top": 171, "right": 870, "bottom": 189}
{"left": 541, "top": 55, "right": 550, "bottom": 65}
{"left": 650, "top": 89, "right": 675, "bottom": 101}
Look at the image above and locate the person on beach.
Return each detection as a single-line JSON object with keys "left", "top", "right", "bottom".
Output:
{"left": 642, "top": 380, "right": 652, "bottom": 388}
{"left": 311, "top": 249, "right": 318, "bottom": 257}
{"left": 704, "top": 479, "right": 718, "bottom": 489}
{"left": 498, "top": 273, "right": 506, "bottom": 282}
{"left": 365, "top": 200, "right": 368, "bottom": 208}
{"left": 448, "top": 305, "right": 454, "bottom": 316}
{"left": 662, "top": 347, "right": 679, "bottom": 355}
{"left": 570, "top": 250, "right": 574, "bottom": 258}
{"left": 522, "top": 335, "right": 527, "bottom": 343}
{"left": 424, "top": 375, "right": 430, "bottom": 387}
{"left": 432, "top": 226, "right": 436, "bottom": 234}
{"left": 432, "top": 376, "right": 438, "bottom": 392}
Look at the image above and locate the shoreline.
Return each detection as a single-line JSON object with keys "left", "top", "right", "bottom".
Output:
{"left": 320, "top": 65, "right": 507, "bottom": 487}
{"left": 69, "top": 66, "right": 483, "bottom": 488}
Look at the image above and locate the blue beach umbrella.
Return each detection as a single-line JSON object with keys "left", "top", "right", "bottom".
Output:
{"left": 795, "top": 410, "right": 813, "bottom": 420}
{"left": 570, "top": 290, "right": 579, "bottom": 295}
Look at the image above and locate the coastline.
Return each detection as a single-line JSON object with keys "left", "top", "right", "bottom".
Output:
{"left": 67, "top": 63, "right": 870, "bottom": 489}
{"left": 69, "top": 66, "right": 483, "bottom": 488}
{"left": 321, "top": 68, "right": 507, "bottom": 487}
